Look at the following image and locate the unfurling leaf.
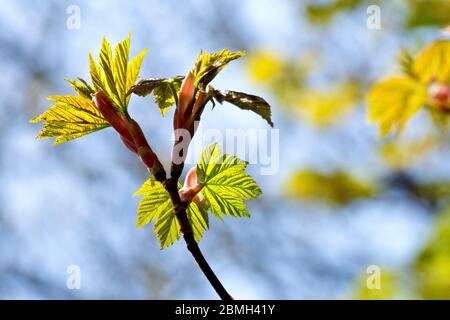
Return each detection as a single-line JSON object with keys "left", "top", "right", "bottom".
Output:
{"left": 64, "top": 77, "right": 95, "bottom": 99}
{"left": 210, "top": 88, "right": 273, "bottom": 127}
{"left": 367, "top": 77, "right": 426, "bottom": 137}
{"left": 30, "top": 95, "right": 110, "bottom": 144}
{"left": 134, "top": 179, "right": 209, "bottom": 249}
{"left": 413, "top": 39, "right": 450, "bottom": 84}
{"left": 129, "top": 77, "right": 182, "bottom": 115}
{"left": 193, "top": 49, "right": 245, "bottom": 87}
{"left": 32, "top": 34, "right": 148, "bottom": 144}
{"left": 89, "top": 34, "right": 148, "bottom": 111}
{"left": 196, "top": 143, "right": 262, "bottom": 220}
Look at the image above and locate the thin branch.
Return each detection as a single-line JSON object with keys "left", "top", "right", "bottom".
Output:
{"left": 163, "top": 178, "right": 234, "bottom": 301}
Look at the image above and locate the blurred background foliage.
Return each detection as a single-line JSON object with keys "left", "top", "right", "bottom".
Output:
{"left": 0, "top": 0, "right": 449, "bottom": 299}
{"left": 246, "top": 0, "right": 450, "bottom": 298}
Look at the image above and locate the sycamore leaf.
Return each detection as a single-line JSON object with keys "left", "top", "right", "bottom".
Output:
{"left": 210, "top": 88, "right": 274, "bottom": 127}
{"left": 129, "top": 77, "right": 183, "bottom": 115}
{"left": 126, "top": 48, "right": 149, "bottom": 103}
{"left": 187, "top": 201, "right": 209, "bottom": 243}
{"left": 64, "top": 77, "right": 94, "bottom": 99}
{"left": 112, "top": 35, "right": 130, "bottom": 107}
{"left": 193, "top": 49, "right": 245, "bottom": 87}
{"left": 134, "top": 179, "right": 208, "bottom": 249}
{"left": 90, "top": 35, "right": 148, "bottom": 111}
{"left": 196, "top": 143, "right": 262, "bottom": 220}
{"left": 367, "top": 77, "right": 426, "bottom": 137}
{"left": 413, "top": 40, "right": 450, "bottom": 83}
{"left": 30, "top": 95, "right": 110, "bottom": 144}
{"left": 99, "top": 37, "right": 119, "bottom": 103}
{"left": 153, "top": 82, "right": 178, "bottom": 116}
{"left": 89, "top": 52, "right": 109, "bottom": 95}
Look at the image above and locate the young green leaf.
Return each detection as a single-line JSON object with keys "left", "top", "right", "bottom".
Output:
{"left": 196, "top": 143, "right": 262, "bottom": 220}
{"left": 367, "top": 77, "right": 426, "bottom": 137}
{"left": 64, "top": 77, "right": 95, "bottom": 99}
{"left": 90, "top": 35, "right": 148, "bottom": 111}
{"left": 134, "top": 179, "right": 209, "bottom": 248}
{"left": 113, "top": 35, "right": 131, "bottom": 107}
{"left": 126, "top": 48, "right": 149, "bottom": 103}
{"left": 30, "top": 95, "right": 110, "bottom": 144}
{"left": 413, "top": 40, "right": 450, "bottom": 84}
{"left": 193, "top": 49, "right": 246, "bottom": 87}
{"left": 210, "top": 88, "right": 274, "bottom": 127}
{"left": 129, "top": 77, "right": 183, "bottom": 115}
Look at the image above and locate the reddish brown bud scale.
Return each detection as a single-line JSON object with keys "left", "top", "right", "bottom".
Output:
{"left": 93, "top": 92, "right": 134, "bottom": 142}
{"left": 177, "top": 72, "right": 195, "bottom": 129}
{"left": 127, "top": 119, "right": 165, "bottom": 175}
{"left": 427, "top": 82, "right": 450, "bottom": 112}
{"left": 179, "top": 167, "right": 205, "bottom": 206}
{"left": 120, "top": 134, "right": 138, "bottom": 154}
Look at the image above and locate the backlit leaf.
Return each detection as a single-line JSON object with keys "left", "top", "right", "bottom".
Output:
{"left": 193, "top": 49, "right": 245, "bottom": 87}
{"left": 90, "top": 35, "right": 148, "bottom": 110}
{"left": 129, "top": 77, "right": 183, "bottom": 115}
{"left": 30, "top": 95, "right": 110, "bottom": 144}
{"left": 134, "top": 178, "right": 209, "bottom": 248}
{"left": 196, "top": 143, "right": 262, "bottom": 220}
{"left": 413, "top": 40, "right": 450, "bottom": 83}
{"left": 210, "top": 88, "right": 273, "bottom": 127}
{"left": 367, "top": 77, "right": 426, "bottom": 137}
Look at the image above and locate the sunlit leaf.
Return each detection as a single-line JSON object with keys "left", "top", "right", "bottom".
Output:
{"left": 193, "top": 49, "right": 245, "bottom": 87}
{"left": 99, "top": 37, "right": 119, "bottom": 104}
{"left": 129, "top": 77, "right": 182, "bottom": 115}
{"left": 113, "top": 35, "right": 130, "bottom": 107}
{"left": 210, "top": 88, "right": 273, "bottom": 127}
{"left": 64, "top": 77, "right": 94, "bottom": 99}
{"left": 367, "top": 77, "right": 426, "bottom": 137}
{"left": 126, "top": 48, "right": 149, "bottom": 103}
{"left": 196, "top": 143, "right": 262, "bottom": 220}
{"left": 89, "top": 35, "right": 148, "bottom": 110}
{"left": 30, "top": 95, "right": 110, "bottom": 144}
{"left": 134, "top": 179, "right": 208, "bottom": 248}
{"left": 413, "top": 40, "right": 450, "bottom": 83}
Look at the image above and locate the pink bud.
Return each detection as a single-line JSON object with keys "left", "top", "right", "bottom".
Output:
{"left": 427, "top": 82, "right": 450, "bottom": 111}
{"left": 179, "top": 167, "right": 206, "bottom": 208}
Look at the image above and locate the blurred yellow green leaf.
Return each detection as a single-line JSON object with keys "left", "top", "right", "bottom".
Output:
{"left": 285, "top": 170, "right": 376, "bottom": 206}
{"left": 367, "top": 77, "right": 426, "bottom": 137}
{"left": 297, "top": 81, "right": 360, "bottom": 126}
{"left": 413, "top": 40, "right": 450, "bottom": 84}
{"left": 380, "top": 137, "right": 436, "bottom": 169}
{"left": 415, "top": 207, "right": 450, "bottom": 299}
{"left": 246, "top": 51, "right": 284, "bottom": 82}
